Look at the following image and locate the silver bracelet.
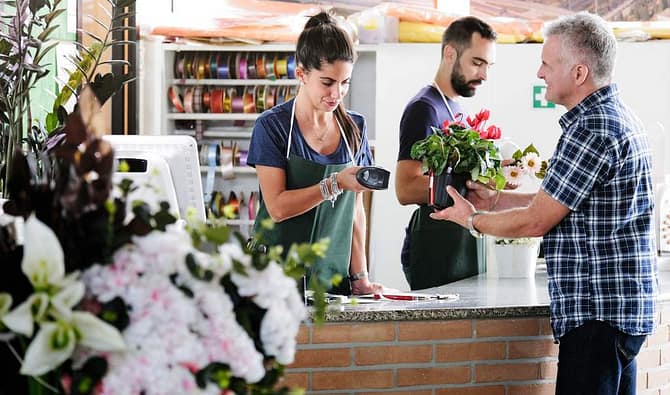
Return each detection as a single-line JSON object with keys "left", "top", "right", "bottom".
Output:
{"left": 329, "top": 172, "right": 342, "bottom": 196}
{"left": 319, "top": 178, "right": 330, "bottom": 201}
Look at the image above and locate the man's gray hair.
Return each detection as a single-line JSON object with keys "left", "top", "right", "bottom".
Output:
{"left": 544, "top": 12, "right": 616, "bottom": 87}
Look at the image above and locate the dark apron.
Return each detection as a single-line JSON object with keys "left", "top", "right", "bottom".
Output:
{"left": 253, "top": 100, "right": 356, "bottom": 295}
{"left": 408, "top": 204, "right": 478, "bottom": 290}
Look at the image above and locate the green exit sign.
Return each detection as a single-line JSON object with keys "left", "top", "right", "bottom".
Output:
{"left": 533, "top": 85, "right": 555, "bottom": 108}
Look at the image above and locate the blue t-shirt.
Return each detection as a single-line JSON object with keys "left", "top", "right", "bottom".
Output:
{"left": 398, "top": 85, "right": 465, "bottom": 161}
{"left": 247, "top": 99, "right": 373, "bottom": 169}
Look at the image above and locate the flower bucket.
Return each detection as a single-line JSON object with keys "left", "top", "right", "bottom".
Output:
{"left": 429, "top": 168, "right": 468, "bottom": 210}
{"left": 487, "top": 238, "right": 541, "bottom": 278}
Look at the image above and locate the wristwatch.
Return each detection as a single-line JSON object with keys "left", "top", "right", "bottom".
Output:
{"left": 467, "top": 211, "right": 485, "bottom": 239}
{"left": 348, "top": 271, "right": 368, "bottom": 282}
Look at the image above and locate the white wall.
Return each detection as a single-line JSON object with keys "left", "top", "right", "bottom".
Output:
{"left": 369, "top": 42, "right": 670, "bottom": 290}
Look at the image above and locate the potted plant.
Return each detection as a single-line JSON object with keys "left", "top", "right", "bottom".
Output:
{"left": 487, "top": 144, "right": 548, "bottom": 278}
{"left": 410, "top": 109, "right": 506, "bottom": 209}
{"left": 0, "top": 0, "right": 135, "bottom": 198}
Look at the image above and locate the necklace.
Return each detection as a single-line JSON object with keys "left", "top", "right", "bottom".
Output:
{"left": 315, "top": 128, "right": 330, "bottom": 142}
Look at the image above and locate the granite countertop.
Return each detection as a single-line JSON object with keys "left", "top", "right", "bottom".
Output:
{"left": 319, "top": 261, "right": 670, "bottom": 323}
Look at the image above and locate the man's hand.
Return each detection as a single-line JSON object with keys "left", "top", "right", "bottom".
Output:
{"left": 429, "top": 186, "right": 476, "bottom": 228}
{"left": 466, "top": 180, "right": 497, "bottom": 210}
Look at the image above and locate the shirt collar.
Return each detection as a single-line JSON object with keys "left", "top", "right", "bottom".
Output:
{"left": 558, "top": 83, "right": 619, "bottom": 131}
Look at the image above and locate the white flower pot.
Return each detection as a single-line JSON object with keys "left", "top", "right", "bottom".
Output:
{"left": 486, "top": 237, "right": 541, "bottom": 278}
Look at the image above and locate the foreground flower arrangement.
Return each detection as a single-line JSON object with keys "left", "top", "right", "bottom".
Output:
{"left": 0, "top": 88, "right": 325, "bottom": 394}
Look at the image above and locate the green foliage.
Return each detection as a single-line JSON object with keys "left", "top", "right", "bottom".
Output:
{"left": 510, "top": 143, "right": 548, "bottom": 179}
{"left": 411, "top": 123, "right": 506, "bottom": 190}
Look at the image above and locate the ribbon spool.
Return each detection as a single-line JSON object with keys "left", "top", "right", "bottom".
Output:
{"left": 223, "top": 88, "right": 234, "bottom": 113}
{"left": 183, "top": 87, "right": 194, "bottom": 113}
{"left": 242, "top": 86, "right": 255, "bottom": 114}
{"left": 236, "top": 53, "right": 247, "bottom": 80}
{"left": 287, "top": 54, "right": 296, "bottom": 79}
{"left": 219, "top": 143, "right": 235, "bottom": 179}
{"left": 265, "top": 54, "right": 276, "bottom": 80}
{"left": 195, "top": 53, "right": 207, "bottom": 79}
{"left": 193, "top": 85, "right": 204, "bottom": 113}
{"left": 255, "top": 85, "right": 266, "bottom": 113}
{"left": 209, "top": 190, "right": 222, "bottom": 217}
{"left": 265, "top": 86, "right": 276, "bottom": 110}
{"left": 202, "top": 88, "right": 211, "bottom": 112}
{"left": 228, "top": 54, "right": 237, "bottom": 79}
{"left": 256, "top": 53, "right": 266, "bottom": 79}
{"left": 168, "top": 85, "right": 185, "bottom": 113}
{"left": 209, "top": 53, "right": 218, "bottom": 79}
{"left": 231, "top": 89, "right": 244, "bottom": 113}
{"left": 203, "top": 142, "right": 219, "bottom": 204}
{"left": 247, "top": 53, "right": 257, "bottom": 79}
{"left": 210, "top": 89, "right": 224, "bottom": 113}
{"left": 275, "top": 56, "right": 288, "bottom": 79}
{"left": 174, "top": 54, "right": 185, "bottom": 79}
{"left": 184, "top": 53, "right": 195, "bottom": 79}
{"left": 216, "top": 53, "right": 229, "bottom": 79}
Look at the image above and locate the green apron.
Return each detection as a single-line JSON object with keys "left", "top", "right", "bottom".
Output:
{"left": 408, "top": 204, "right": 478, "bottom": 290}
{"left": 253, "top": 100, "right": 356, "bottom": 295}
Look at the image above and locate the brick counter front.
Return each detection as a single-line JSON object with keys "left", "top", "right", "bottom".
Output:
{"left": 284, "top": 270, "right": 670, "bottom": 395}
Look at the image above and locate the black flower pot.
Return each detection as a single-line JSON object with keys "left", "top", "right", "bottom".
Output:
{"left": 429, "top": 167, "right": 469, "bottom": 210}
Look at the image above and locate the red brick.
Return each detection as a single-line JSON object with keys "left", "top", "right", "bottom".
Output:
{"left": 312, "top": 369, "right": 393, "bottom": 390}
{"left": 436, "top": 342, "right": 506, "bottom": 362}
{"left": 509, "top": 383, "right": 556, "bottom": 395}
{"left": 476, "top": 319, "right": 542, "bottom": 338}
{"left": 296, "top": 325, "right": 309, "bottom": 344}
{"left": 398, "top": 320, "right": 472, "bottom": 341}
{"left": 290, "top": 347, "right": 350, "bottom": 368}
{"left": 360, "top": 391, "right": 432, "bottom": 395}
{"left": 509, "top": 339, "right": 559, "bottom": 359}
{"left": 475, "top": 362, "right": 540, "bottom": 382}
{"left": 436, "top": 386, "right": 506, "bottom": 395}
{"left": 397, "top": 366, "right": 471, "bottom": 386}
{"left": 539, "top": 319, "right": 553, "bottom": 336}
{"left": 539, "top": 360, "right": 557, "bottom": 380}
{"left": 312, "top": 322, "right": 395, "bottom": 343}
{"left": 279, "top": 372, "right": 308, "bottom": 390}
{"left": 356, "top": 344, "right": 432, "bottom": 365}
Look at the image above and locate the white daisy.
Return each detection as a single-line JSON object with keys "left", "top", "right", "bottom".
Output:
{"left": 521, "top": 152, "right": 542, "bottom": 174}
{"left": 503, "top": 165, "right": 523, "bottom": 186}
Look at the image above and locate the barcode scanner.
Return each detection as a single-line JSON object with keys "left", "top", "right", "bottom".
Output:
{"left": 356, "top": 166, "right": 390, "bottom": 190}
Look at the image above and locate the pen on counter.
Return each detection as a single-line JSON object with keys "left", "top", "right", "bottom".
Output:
{"left": 374, "top": 294, "right": 429, "bottom": 301}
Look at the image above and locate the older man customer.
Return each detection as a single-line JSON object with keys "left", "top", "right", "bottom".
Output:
{"left": 430, "top": 12, "right": 658, "bottom": 395}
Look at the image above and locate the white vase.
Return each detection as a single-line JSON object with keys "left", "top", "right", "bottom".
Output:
{"left": 488, "top": 238, "right": 541, "bottom": 278}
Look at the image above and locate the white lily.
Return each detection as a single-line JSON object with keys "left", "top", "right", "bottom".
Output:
{"left": 20, "top": 312, "right": 125, "bottom": 376}
{"left": 50, "top": 282, "right": 86, "bottom": 322}
{"left": 21, "top": 215, "right": 65, "bottom": 290}
{"left": 2, "top": 293, "right": 49, "bottom": 337}
{"left": 20, "top": 321, "right": 76, "bottom": 376}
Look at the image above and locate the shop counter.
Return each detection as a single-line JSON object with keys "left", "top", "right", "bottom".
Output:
{"left": 285, "top": 262, "right": 670, "bottom": 394}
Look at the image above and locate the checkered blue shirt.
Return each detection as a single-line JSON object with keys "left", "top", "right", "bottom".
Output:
{"left": 541, "top": 84, "right": 658, "bottom": 340}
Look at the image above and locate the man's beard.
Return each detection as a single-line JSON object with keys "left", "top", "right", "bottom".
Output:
{"left": 451, "top": 62, "right": 481, "bottom": 98}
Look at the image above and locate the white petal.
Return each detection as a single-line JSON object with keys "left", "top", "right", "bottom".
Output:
{"left": 72, "top": 312, "right": 125, "bottom": 351}
{"left": 52, "top": 282, "right": 85, "bottom": 310}
{"left": 2, "top": 293, "right": 48, "bottom": 337}
{"left": 21, "top": 216, "right": 64, "bottom": 288}
{"left": 20, "top": 322, "right": 76, "bottom": 376}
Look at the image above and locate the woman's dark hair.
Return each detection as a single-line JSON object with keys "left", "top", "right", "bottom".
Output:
{"left": 295, "top": 11, "right": 362, "bottom": 155}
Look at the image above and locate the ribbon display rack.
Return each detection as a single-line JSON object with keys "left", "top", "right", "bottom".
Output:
{"left": 164, "top": 47, "right": 299, "bottom": 237}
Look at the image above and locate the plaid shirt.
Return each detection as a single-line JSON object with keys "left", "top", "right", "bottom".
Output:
{"left": 541, "top": 84, "right": 658, "bottom": 340}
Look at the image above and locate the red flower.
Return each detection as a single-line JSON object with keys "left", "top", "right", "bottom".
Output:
{"left": 467, "top": 109, "right": 490, "bottom": 131}
{"left": 485, "top": 125, "right": 502, "bottom": 139}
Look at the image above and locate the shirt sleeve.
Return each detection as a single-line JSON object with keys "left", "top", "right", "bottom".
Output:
{"left": 398, "top": 100, "right": 441, "bottom": 161}
{"left": 246, "top": 111, "right": 289, "bottom": 169}
{"left": 541, "top": 124, "right": 612, "bottom": 211}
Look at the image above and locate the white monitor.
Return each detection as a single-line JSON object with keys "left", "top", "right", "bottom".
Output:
{"left": 103, "top": 135, "right": 206, "bottom": 222}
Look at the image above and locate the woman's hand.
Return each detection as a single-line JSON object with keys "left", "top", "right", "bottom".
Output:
{"left": 351, "top": 277, "right": 385, "bottom": 295}
{"left": 336, "top": 166, "right": 371, "bottom": 193}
